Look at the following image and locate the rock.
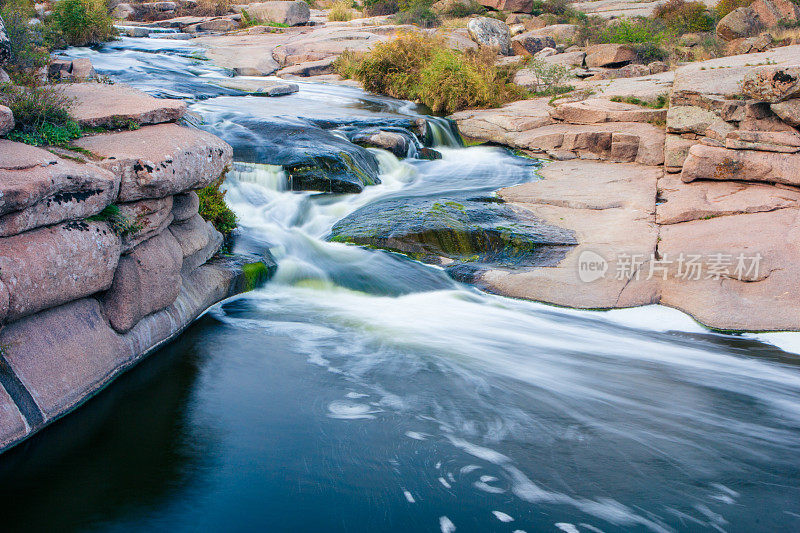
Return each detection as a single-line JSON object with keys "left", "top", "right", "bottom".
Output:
{"left": 210, "top": 78, "right": 299, "bottom": 96}
{"left": 551, "top": 98, "right": 667, "bottom": 124}
{"left": 527, "top": 23, "right": 576, "bottom": 43}
{"left": 477, "top": 0, "right": 533, "bottom": 12}
{"left": 579, "top": 70, "right": 675, "bottom": 104}
{"left": 771, "top": 99, "right": 800, "bottom": 127}
{"left": 431, "top": 0, "right": 474, "bottom": 14}
{"left": 187, "top": 17, "right": 239, "bottom": 32}
{"left": 244, "top": 1, "right": 310, "bottom": 26}
{"left": 666, "top": 105, "right": 719, "bottom": 135}
{"left": 741, "top": 66, "right": 800, "bottom": 103}
{"left": 479, "top": 160, "right": 660, "bottom": 310}
{"left": 351, "top": 130, "right": 411, "bottom": 158}
{"left": 657, "top": 173, "right": 800, "bottom": 224}
{"left": 659, "top": 209, "right": 800, "bottom": 331}
{"left": 716, "top": 7, "right": 762, "bottom": 41}
{"left": 724, "top": 130, "right": 800, "bottom": 152}
{"left": 0, "top": 68, "right": 9, "bottom": 83}
{"left": 60, "top": 83, "right": 187, "bottom": 129}
{"left": 72, "top": 124, "right": 232, "bottom": 202}
{"left": 0, "top": 14, "right": 10, "bottom": 63}
{"left": 681, "top": 144, "right": 800, "bottom": 186}
{"left": 0, "top": 221, "right": 121, "bottom": 321}
{"left": 276, "top": 56, "right": 337, "bottom": 77}
{"left": 0, "top": 384, "right": 27, "bottom": 452}
{"left": 169, "top": 214, "right": 223, "bottom": 273}
{"left": 585, "top": 43, "right": 637, "bottom": 68}
{"left": 117, "top": 196, "right": 175, "bottom": 252}
{"left": 510, "top": 32, "right": 555, "bottom": 56}
{"left": 270, "top": 27, "right": 389, "bottom": 66}
{"left": 467, "top": 17, "right": 512, "bottom": 56}
{"left": 0, "top": 104, "right": 13, "bottom": 136}
{"left": 664, "top": 134, "right": 698, "bottom": 170}
{"left": 0, "top": 140, "right": 119, "bottom": 237}
{"left": 102, "top": 230, "right": 183, "bottom": 333}
{"left": 726, "top": 33, "right": 772, "bottom": 55}
{"left": 450, "top": 98, "right": 553, "bottom": 145}
{"left": 750, "top": 0, "right": 800, "bottom": 28}
{"left": 533, "top": 47, "right": 557, "bottom": 59}
{"left": 172, "top": 191, "right": 199, "bottom": 222}
{"left": 446, "top": 30, "right": 479, "bottom": 52}
{"left": 111, "top": 3, "right": 135, "bottom": 19}
{"left": 542, "top": 50, "right": 585, "bottom": 67}
{"left": 197, "top": 34, "right": 281, "bottom": 75}
{"left": 69, "top": 58, "right": 95, "bottom": 80}
{"left": 330, "top": 195, "right": 577, "bottom": 266}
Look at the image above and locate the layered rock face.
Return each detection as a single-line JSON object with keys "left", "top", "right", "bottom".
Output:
{"left": 0, "top": 83, "right": 267, "bottom": 453}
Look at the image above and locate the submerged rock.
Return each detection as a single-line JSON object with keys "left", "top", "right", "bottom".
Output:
{"left": 329, "top": 196, "right": 577, "bottom": 267}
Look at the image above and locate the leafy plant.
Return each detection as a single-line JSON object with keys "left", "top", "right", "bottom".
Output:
{"left": 524, "top": 58, "right": 574, "bottom": 95}
{"left": 654, "top": 0, "right": 714, "bottom": 34}
{"left": 50, "top": 0, "right": 116, "bottom": 47}
{"left": 443, "top": 0, "right": 485, "bottom": 17}
{"left": 0, "top": 83, "right": 83, "bottom": 145}
{"left": 714, "top": 0, "right": 752, "bottom": 17}
{"left": 198, "top": 174, "right": 238, "bottom": 237}
{"left": 610, "top": 93, "right": 669, "bottom": 108}
{"left": 599, "top": 18, "right": 667, "bottom": 44}
{"left": 335, "top": 33, "right": 523, "bottom": 114}
{"left": 0, "top": 0, "right": 51, "bottom": 84}
{"left": 329, "top": 0, "right": 356, "bottom": 21}
{"left": 88, "top": 205, "right": 144, "bottom": 236}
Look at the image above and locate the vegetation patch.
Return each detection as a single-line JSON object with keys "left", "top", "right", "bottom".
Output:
{"left": 328, "top": 0, "right": 356, "bottom": 21}
{"left": 524, "top": 58, "right": 574, "bottom": 96}
{"left": 654, "top": 0, "right": 715, "bottom": 34}
{"left": 0, "top": 83, "right": 83, "bottom": 145}
{"left": 88, "top": 205, "right": 144, "bottom": 236}
{"left": 610, "top": 93, "right": 669, "bottom": 109}
{"left": 335, "top": 33, "right": 524, "bottom": 114}
{"left": 198, "top": 174, "right": 238, "bottom": 237}
{"left": 50, "top": 0, "right": 116, "bottom": 47}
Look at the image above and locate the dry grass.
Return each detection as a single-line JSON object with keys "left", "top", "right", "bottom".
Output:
{"left": 328, "top": 0, "right": 358, "bottom": 21}
{"left": 195, "top": 0, "right": 233, "bottom": 16}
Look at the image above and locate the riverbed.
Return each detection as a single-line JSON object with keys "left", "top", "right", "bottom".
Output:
{"left": 0, "top": 37, "right": 798, "bottom": 532}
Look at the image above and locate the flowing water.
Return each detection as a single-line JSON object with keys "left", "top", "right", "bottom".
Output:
{"left": 1, "top": 38, "right": 799, "bottom": 532}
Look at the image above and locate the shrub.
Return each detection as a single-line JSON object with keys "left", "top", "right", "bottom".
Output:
{"left": 50, "top": 0, "right": 116, "bottom": 47}
{"left": 714, "top": 0, "right": 751, "bottom": 17}
{"left": 654, "top": 0, "right": 714, "bottom": 34}
{"left": 198, "top": 174, "right": 238, "bottom": 237}
{"left": 0, "top": 83, "right": 82, "bottom": 145}
{"left": 444, "top": 0, "right": 485, "bottom": 17}
{"left": 393, "top": 3, "right": 439, "bottom": 27}
{"left": 195, "top": 0, "right": 232, "bottom": 16}
{"left": 329, "top": 0, "right": 356, "bottom": 21}
{"left": 335, "top": 33, "right": 523, "bottom": 114}
{"left": 88, "top": 205, "right": 143, "bottom": 236}
{"left": 599, "top": 17, "right": 667, "bottom": 44}
{"left": 363, "top": 0, "right": 399, "bottom": 16}
{"left": 524, "top": 58, "right": 573, "bottom": 95}
{"left": 0, "top": 0, "right": 51, "bottom": 83}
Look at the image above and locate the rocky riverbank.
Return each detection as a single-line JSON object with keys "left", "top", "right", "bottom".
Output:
{"left": 0, "top": 81, "right": 273, "bottom": 453}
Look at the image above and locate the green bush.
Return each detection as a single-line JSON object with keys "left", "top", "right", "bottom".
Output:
{"left": 654, "top": 0, "right": 714, "bottom": 34}
{"left": 599, "top": 17, "right": 667, "bottom": 44}
{"left": 524, "top": 58, "right": 574, "bottom": 95}
{"left": 0, "top": 0, "right": 51, "bottom": 84}
{"left": 714, "top": 0, "right": 752, "bottom": 17}
{"left": 0, "top": 83, "right": 82, "bottom": 145}
{"left": 444, "top": 0, "right": 485, "bottom": 17}
{"left": 87, "top": 205, "right": 143, "bottom": 236}
{"left": 50, "top": 0, "right": 116, "bottom": 47}
{"left": 393, "top": 5, "right": 439, "bottom": 26}
{"left": 198, "top": 174, "right": 238, "bottom": 237}
{"left": 363, "top": 0, "right": 399, "bottom": 16}
{"left": 335, "top": 33, "right": 523, "bottom": 114}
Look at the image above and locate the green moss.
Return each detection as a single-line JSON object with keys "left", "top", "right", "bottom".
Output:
{"left": 197, "top": 172, "right": 238, "bottom": 237}
{"left": 87, "top": 204, "right": 143, "bottom": 236}
{"left": 241, "top": 261, "right": 270, "bottom": 291}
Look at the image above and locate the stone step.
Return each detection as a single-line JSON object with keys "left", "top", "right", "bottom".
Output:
{"left": 61, "top": 83, "right": 187, "bottom": 129}
{"left": 550, "top": 97, "right": 667, "bottom": 125}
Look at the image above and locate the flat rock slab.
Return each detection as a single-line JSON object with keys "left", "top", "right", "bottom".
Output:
{"left": 73, "top": 124, "right": 233, "bottom": 202}
{"left": 61, "top": 83, "right": 186, "bottom": 129}
{"left": 0, "top": 140, "right": 119, "bottom": 237}
{"left": 681, "top": 144, "right": 800, "bottom": 187}
{"left": 659, "top": 209, "right": 800, "bottom": 331}
{"left": 450, "top": 97, "right": 553, "bottom": 144}
{"left": 576, "top": 71, "right": 674, "bottom": 104}
{"left": 551, "top": 97, "right": 667, "bottom": 124}
{"left": 0, "top": 221, "right": 121, "bottom": 321}
{"left": 657, "top": 173, "right": 800, "bottom": 224}
{"left": 479, "top": 160, "right": 661, "bottom": 309}
{"left": 210, "top": 78, "right": 299, "bottom": 96}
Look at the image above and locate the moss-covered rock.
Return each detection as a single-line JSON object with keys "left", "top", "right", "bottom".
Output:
{"left": 329, "top": 195, "right": 577, "bottom": 267}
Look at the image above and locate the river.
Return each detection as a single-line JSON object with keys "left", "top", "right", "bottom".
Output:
{"left": 0, "top": 37, "right": 798, "bottom": 532}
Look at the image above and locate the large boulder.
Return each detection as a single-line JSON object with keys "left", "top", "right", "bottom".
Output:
{"left": 244, "top": 1, "right": 310, "bottom": 26}
{"left": 0, "top": 221, "right": 121, "bottom": 321}
{"left": 61, "top": 83, "right": 187, "bottom": 129}
{"left": 741, "top": 66, "right": 800, "bottom": 103}
{"left": 0, "top": 140, "right": 119, "bottom": 237}
{"left": 716, "top": 7, "right": 763, "bottom": 41}
{"left": 771, "top": 99, "right": 800, "bottom": 127}
{"left": 584, "top": 43, "right": 636, "bottom": 67}
{"left": 0, "top": 104, "right": 13, "bottom": 136}
{"left": 477, "top": 0, "right": 533, "bottom": 13}
{"left": 527, "top": 23, "right": 576, "bottom": 43}
{"left": 102, "top": 230, "right": 183, "bottom": 333}
{"left": 169, "top": 214, "right": 223, "bottom": 274}
{"left": 681, "top": 144, "right": 800, "bottom": 186}
{"left": 750, "top": 0, "right": 800, "bottom": 28}
{"left": 510, "top": 33, "right": 556, "bottom": 56}
{"left": 172, "top": 191, "right": 200, "bottom": 222}
{"left": 72, "top": 124, "right": 232, "bottom": 202}
{"left": 117, "top": 196, "right": 175, "bottom": 252}
{"left": 467, "top": 17, "right": 513, "bottom": 56}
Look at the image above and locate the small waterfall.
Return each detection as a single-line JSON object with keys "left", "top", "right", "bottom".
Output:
{"left": 230, "top": 163, "right": 289, "bottom": 191}
{"left": 424, "top": 117, "right": 464, "bottom": 148}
